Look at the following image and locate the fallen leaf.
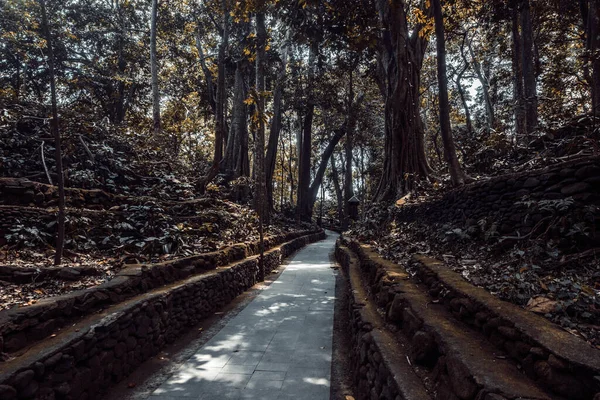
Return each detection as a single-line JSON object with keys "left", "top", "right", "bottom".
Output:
{"left": 581, "top": 285, "right": 595, "bottom": 296}
{"left": 395, "top": 194, "right": 411, "bottom": 207}
{"left": 526, "top": 296, "right": 558, "bottom": 314}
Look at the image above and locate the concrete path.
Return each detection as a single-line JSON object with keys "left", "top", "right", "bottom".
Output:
{"left": 150, "top": 232, "right": 337, "bottom": 400}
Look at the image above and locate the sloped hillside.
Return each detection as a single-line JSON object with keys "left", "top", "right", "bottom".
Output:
{"left": 0, "top": 101, "right": 309, "bottom": 310}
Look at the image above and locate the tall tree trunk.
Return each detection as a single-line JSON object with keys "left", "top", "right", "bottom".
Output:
{"left": 592, "top": 0, "right": 600, "bottom": 114}
{"left": 40, "top": 0, "right": 65, "bottom": 266}
{"left": 113, "top": 0, "right": 127, "bottom": 124}
{"left": 455, "top": 76, "right": 473, "bottom": 134}
{"left": 265, "top": 37, "right": 290, "bottom": 210}
{"left": 457, "top": 33, "right": 473, "bottom": 134}
{"left": 150, "top": 0, "right": 160, "bottom": 134}
{"left": 374, "top": 0, "right": 431, "bottom": 202}
{"left": 330, "top": 153, "right": 344, "bottom": 224}
{"left": 520, "top": 0, "right": 538, "bottom": 133}
{"left": 432, "top": 0, "right": 465, "bottom": 186}
{"left": 359, "top": 146, "right": 366, "bottom": 220}
{"left": 291, "top": 112, "right": 300, "bottom": 206}
{"left": 583, "top": 0, "right": 600, "bottom": 115}
{"left": 307, "top": 128, "right": 346, "bottom": 212}
{"left": 254, "top": 10, "right": 267, "bottom": 277}
{"left": 280, "top": 138, "right": 286, "bottom": 211}
{"left": 195, "top": 26, "right": 217, "bottom": 115}
{"left": 214, "top": 0, "right": 228, "bottom": 168}
{"left": 343, "top": 69, "right": 355, "bottom": 229}
{"left": 467, "top": 40, "right": 495, "bottom": 133}
{"left": 222, "top": 62, "right": 249, "bottom": 178}
{"left": 199, "top": 0, "right": 229, "bottom": 190}
{"left": 297, "top": 41, "right": 318, "bottom": 221}
{"left": 511, "top": 1, "right": 527, "bottom": 140}
{"left": 306, "top": 93, "right": 364, "bottom": 220}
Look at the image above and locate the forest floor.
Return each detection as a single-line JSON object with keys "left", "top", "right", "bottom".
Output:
{"left": 349, "top": 219, "right": 600, "bottom": 348}
{"left": 350, "top": 116, "right": 600, "bottom": 348}
{"left": 0, "top": 205, "right": 306, "bottom": 311}
{"left": 0, "top": 100, "right": 309, "bottom": 311}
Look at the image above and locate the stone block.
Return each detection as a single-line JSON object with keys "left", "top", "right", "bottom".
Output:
{"left": 561, "top": 182, "right": 591, "bottom": 195}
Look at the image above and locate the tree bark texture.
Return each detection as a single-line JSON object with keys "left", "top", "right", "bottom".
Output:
{"left": 583, "top": 0, "right": 600, "bottom": 114}
{"left": 307, "top": 129, "right": 346, "bottom": 214}
{"left": 343, "top": 68, "right": 356, "bottom": 228}
{"left": 467, "top": 40, "right": 495, "bottom": 133}
{"left": 455, "top": 74, "right": 473, "bottom": 134}
{"left": 265, "top": 37, "right": 290, "bottom": 210}
{"left": 112, "top": 0, "right": 128, "bottom": 124}
{"left": 254, "top": 11, "right": 267, "bottom": 277}
{"left": 330, "top": 153, "right": 344, "bottom": 223}
{"left": 520, "top": 0, "right": 538, "bottom": 133}
{"left": 199, "top": 0, "right": 229, "bottom": 190}
{"left": 511, "top": 1, "right": 527, "bottom": 139}
{"left": 432, "top": 0, "right": 465, "bottom": 186}
{"left": 40, "top": 0, "right": 65, "bottom": 266}
{"left": 374, "top": 0, "right": 431, "bottom": 202}
{"left": 307, "top": 93, "right": 364, "bottom": 220}
{"left": 150, "top": 0, "right": 160, "bottom": 134}
{"left": 195, "top": 25, "right": 217, "bottom": 115}
{"left": 222, "top": 62, "right": 249, "bottom": 178}
{"left": 455, "top": 33, "right": 473, "bottom": 135}
{"left": 297, "top": 41, "right": 318, "bottom": 220}
{"left": 214, "top": 0, "right": 228, "bottom": 166}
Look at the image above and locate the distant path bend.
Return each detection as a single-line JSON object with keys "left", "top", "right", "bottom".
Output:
{"left": 149, "top": 231, "right": 337, "bottom": 400}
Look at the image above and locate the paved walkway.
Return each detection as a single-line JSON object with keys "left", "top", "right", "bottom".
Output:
{"left": 150, "top": 232, "right": 337, "bottom": 400}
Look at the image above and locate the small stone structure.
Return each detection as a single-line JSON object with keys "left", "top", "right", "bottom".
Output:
{"left": 348, "top": 196, "right": 360, "bottom": 221}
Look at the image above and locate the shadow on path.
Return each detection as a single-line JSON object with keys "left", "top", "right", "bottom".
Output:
{"left": 149, "top": 232, "right": 337, "bottom": 400}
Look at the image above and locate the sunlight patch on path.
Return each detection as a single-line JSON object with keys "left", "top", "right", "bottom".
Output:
{"left": 149, "top": 231, "right": 337, "bottom": 400}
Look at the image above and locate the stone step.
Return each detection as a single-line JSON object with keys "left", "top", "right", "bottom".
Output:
{"left": 411, "top": 254, "right": 600, "bottom": 400}
{"left": 0, "top": 230, "right": 321, "bottom": 356}
{"left": 388, "top": 278, "right": 553, "bottom": 400}
{"left": 336, "top": 242, "right": 432, "bottom": 400}
{"left": 0, "top": 232, "right": 326, "bottom": 400}
{"left": 338, "top": 239, "right": 557, "bottom": 400}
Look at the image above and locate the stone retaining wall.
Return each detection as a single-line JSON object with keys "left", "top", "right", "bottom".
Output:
{"left": 0, "top": 229, "right": 320, "bottom": 355}
{"left": 0, "top": 230, "right": 325, "bottom": 400}
{"left": 411, "top": 255, "right": 600, "bottom": 399}
{"left": 335, "top": 241, "right": 428, "bottom": 400}
{"left": 342, "top": 238, "right": 600, "bottom": 400}
{"left": 395, "top": 156, "right": 600, "bottom": 237}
